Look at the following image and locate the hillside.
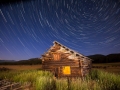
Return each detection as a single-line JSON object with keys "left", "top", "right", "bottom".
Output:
{"left": 0, "top": 60, "right": 15, "bottom": 62}
{"left": 0, "top": 58, "right": 42, "bottom": 65}
{"left": 88, "top": 53, "right": 120, "bottom": 63}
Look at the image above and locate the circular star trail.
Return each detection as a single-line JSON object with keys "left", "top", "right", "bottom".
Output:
{"left": 0, "top": 0, "right": 120, "bottom": 60}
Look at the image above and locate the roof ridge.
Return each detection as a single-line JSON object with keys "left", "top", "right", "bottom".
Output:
{"left": 53, "top": 41, "right": 90, "bottom": 59}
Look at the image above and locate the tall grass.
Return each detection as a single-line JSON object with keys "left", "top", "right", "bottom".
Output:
{"left": 0, "top": 71, "right": 21, "bottom": 80}
{"left": 13, "top": 70, "right": 53, "bottom": 84}
{"left": 0, "top": 70, "right": 53, "bottom": 86}
{"left": 0, "top": 69, "right": 120, "bottom": 90}
{"left": 70, "top": 78, "right": 101, "bottom": 90}
{"left": 56, "top": 78, "right": 68, "bottom": 90}
{"left": 89, "top": 69, "right": 120, "bottom": 90}
{"left": 35, "top": 76, "right": 55, "bottom": 90}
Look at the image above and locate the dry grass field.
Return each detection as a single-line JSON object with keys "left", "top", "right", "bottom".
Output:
{"left": 93, "top": 62, "right": 120, "bottom": 74}
{"left": 93, "top": 62, "right": 120, "bottom": 67}
{"left": 0, "top": 65, "right": 42, "bottom": 70}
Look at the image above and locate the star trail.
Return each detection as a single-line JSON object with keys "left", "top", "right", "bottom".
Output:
{"left": 0, "top": 0, "right": 120, "bottom": 60}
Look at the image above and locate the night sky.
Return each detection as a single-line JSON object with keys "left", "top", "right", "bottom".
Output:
{"left": 0, "top": 0, "right": 120, "bottom": 60}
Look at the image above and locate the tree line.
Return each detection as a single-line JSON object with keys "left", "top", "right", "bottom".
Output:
{"left": 88, "top": 53, "right": 120, "bottom": 63}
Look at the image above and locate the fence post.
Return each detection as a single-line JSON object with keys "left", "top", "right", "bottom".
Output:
{"left": 67, "top": 77, "right": 70, "bottom": 90}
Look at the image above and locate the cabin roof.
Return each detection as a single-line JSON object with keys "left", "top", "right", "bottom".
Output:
{"left": 53, "top": 41, "right": 92, "bottom": 60}
{"left": 42, "top": 41, "right": 92, "bottom": 61}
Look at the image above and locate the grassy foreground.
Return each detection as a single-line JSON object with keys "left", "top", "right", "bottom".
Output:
{"left": 0, "top": 69, "right": 120, "bottom": 90}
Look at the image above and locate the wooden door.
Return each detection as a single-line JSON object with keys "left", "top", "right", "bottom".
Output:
{"left": 54, "top": 67, "right": 60, "bottom": 78}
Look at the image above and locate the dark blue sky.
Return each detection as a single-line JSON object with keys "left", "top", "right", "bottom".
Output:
{"left": 0, "top": 0, "right": 120, "bottom": 60}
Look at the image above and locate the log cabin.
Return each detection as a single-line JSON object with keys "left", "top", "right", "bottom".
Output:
{"left": 42, "top": 41, "right": 92, "bottom": 78}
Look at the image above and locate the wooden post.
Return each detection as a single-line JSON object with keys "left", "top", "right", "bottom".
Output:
{"left": 67, "top": 77, "right": 70, "bottom": 90}
{"left": 58, "top": 67, "right": 60, "bottom": 78}
{"left": 80, "top": 60, "right": 83, "bottom": 77}
{"left": 78, "top": 60, "right": 80, "bottom": 68}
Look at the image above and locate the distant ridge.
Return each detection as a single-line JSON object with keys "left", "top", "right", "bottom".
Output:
{"left": 0, "top": 60, "right": 16, "bottom": 63}
{"left": 88, "top": 53, "right": 120, "bottom": 63}
{"left": 0, "top": 58, "right": 42, "bottom": 65}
